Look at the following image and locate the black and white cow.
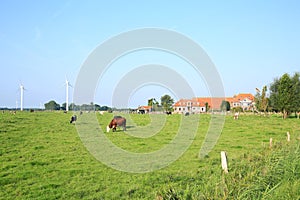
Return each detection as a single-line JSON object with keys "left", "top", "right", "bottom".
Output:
{"left": 70, "top": 115, "right": 77, "bottom": 123}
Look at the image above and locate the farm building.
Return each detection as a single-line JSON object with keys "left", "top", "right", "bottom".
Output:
{"left": 137, "top": 105, "right": 152, "bottom": 114}
{"left": 173, "top": 93, "right": 255, "bottom": 113}
{"left": 226, "top": 93, "right": 255, "bottom": 111}
{"left": 173, "top": 99, "right": 206, "bottom": 114}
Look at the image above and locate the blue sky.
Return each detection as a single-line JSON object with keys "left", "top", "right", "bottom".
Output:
{"left": 1, "top": 1, "right": 299, "bottom": 108}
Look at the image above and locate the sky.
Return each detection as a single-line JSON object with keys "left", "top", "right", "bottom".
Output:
{"left": 0, "top": 0, "right": 300, "bottom": 108}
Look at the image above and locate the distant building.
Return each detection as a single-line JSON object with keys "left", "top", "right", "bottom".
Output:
{"left": 173, "top": 93, "right": 254, "bottom": 114}
{"left": 226, "top": 93, "right": 255, "bottom": 111}
{"left": 173, "top": 99, "right": 206, "bottom": 114}
{"left": 137, "top": 105, "right": 152, "bottom": 114}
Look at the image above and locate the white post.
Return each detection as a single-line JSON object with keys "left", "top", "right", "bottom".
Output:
{"left": 20, "top": 85, "right": 24, "bottom": 111}
{"left": 269, "top": 138, "right": 273, "bottom": 148}
{"left": 220, "top": 151, "right": 228, "bottom": 173}
{"left": 287, "top": 132, "right": 290, "bottom": 142}
{"left": 66, "top": 80, "right": 69, "bottom": 112}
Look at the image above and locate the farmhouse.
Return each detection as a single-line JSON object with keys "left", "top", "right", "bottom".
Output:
{"left": 173, "top": 93, "right": 254, "bottom": 114}
{"left": 226, "top": 93, "right": 255, "bottom": 111}
{"left": 173, "top": 99, "right": 206, "bottom": 114}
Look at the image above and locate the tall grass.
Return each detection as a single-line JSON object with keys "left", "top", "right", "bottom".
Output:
{"left": 0, "top": 111, "right": 299, "bottom": 199}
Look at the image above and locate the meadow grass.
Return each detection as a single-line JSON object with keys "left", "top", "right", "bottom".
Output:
{"left": 0, "top": 111, "right": 299, "bottom": 199}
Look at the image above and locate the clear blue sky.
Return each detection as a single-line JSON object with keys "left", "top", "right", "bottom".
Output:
{"left": 1, "top": 0, "right": 299, "bottom": 108}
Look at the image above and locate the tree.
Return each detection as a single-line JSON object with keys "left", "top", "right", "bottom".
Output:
{"left": 148, "top": 98, "right": 154, "bottom": 107}
{"left": 269, "top": 73, "right": 295, "bottom": 119}
{"left": 94, "top": 104, "right": 101, "bottom": 111}
{"left": 255, "top": 85, "right": 269, "bottom": 115}
{"left": 69, "top": 103, "right": 80, "bottom": 111}
{"left": 160, "top": 95, "right": 174, "bottom": 112}
{"left": 61, "top": 102, "right": 67, "bottom": 111}
{"left": 254, "top": 89, "right": 261, "bottom": 112}
{"left": 291, "top": 73, "right": 300, "bottom": 116}
{"left": 148, "top": 98, "right": 159, "bottom": 111}
{"left": 99, "top": 106, "right": 110, "bottom": 111}
{"left": 44, "top": 100, "right": 60, "bottom": 110}
{"left": 260, "top": 86, "right": 269, "bottom": 114}
{"left": 220, "top": 100, "right": 230, "bottom": 111}
{"left": 81, "top": 103, "right": 94, "bottom": 111}
{"left": 205, "top": 102, "right": 210, "bottom": 113}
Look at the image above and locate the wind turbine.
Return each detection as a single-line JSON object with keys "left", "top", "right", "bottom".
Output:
{"left": 65, "top": 78, "right": 73, "bottom": 112}
{"left": 19, "top": 84, "right": 25, "bottom": 111}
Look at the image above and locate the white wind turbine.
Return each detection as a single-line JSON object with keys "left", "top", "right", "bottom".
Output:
{"left": 19, "top": 84, "right": 26, "bottom": 111}
{"left": 65, "top": 78, "right": 73, "bottom": 112}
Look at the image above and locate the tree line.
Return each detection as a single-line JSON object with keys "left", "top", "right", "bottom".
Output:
{"left": 44, "top": 101, "right": 112, "bottom": 112}
{"left": 255, "top": 72, "right": 300, "bottom": 119}
{"left": 43, "top": 94, "right": 175, "bottom": 112}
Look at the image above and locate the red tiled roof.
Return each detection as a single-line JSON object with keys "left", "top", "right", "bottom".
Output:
{"left": 192, "top": 97, "right": 226, "bottom": 109}
{"left": 173, "top": 99, "right": 206, "bottom": 107}
{"left": 138, "top": 106, "right": 152, "bottom": 110}
{"left": 235, "top": 93, "right": 254, "bottom": 101}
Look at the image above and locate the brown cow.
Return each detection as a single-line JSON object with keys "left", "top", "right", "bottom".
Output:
{"left": 106, "top": 116, "right": 126, "bottom": 132}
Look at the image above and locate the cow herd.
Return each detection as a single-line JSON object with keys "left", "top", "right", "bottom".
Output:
{"left": 69, "top": 111, "right": 241, "bottom": 133}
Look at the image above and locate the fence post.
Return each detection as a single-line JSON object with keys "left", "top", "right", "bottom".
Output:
{"left": 269, "top": 138, "right": 273, "bottom": 149}
{"left": 287, "top": 132, "right": 290, "bottom": 142}
{"left": 221, "top": 151, "right": 228, "bottom": 173}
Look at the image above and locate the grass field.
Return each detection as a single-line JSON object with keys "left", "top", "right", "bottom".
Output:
{"left": 0, "top": 111, "right": 299, "bottom": 199}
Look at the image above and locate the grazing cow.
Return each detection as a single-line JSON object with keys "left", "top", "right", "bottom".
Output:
{"left": 107, "top": 116, "right": 126, "bottom": 132}
{"left": 166, "top": 111, "right": 172, "bottom": 115}
{"left": 10, "top": 111, "right": 16, "bottom": 115}
{"left": 137, "top": 110, "right": 145, "bottom": 114}
{"left": 99, "top": 111, "right": 104, "bottom": 115}
{"left": 234, "top": 112, "right": 239, "bottom": 120}
{"left": 70, "top": 115, "right": 77, "bottom": 123}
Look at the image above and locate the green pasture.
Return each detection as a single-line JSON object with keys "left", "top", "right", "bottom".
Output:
{"left": 0, "top": 111, "right": 299, "bottom": 199}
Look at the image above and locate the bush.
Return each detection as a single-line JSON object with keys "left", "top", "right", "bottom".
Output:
{"left": 231, "top": 106, "right": 243, "bottom": 112}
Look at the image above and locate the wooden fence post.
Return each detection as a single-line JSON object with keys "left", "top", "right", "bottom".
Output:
{"left": 221, "top": 151, "right": 228, "bottom": 173}
{"left": 269, "top": 138, "right": 273, "bottom": 149}
{"left": 287, "top": 132, "right": 290, "bottom": 142}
